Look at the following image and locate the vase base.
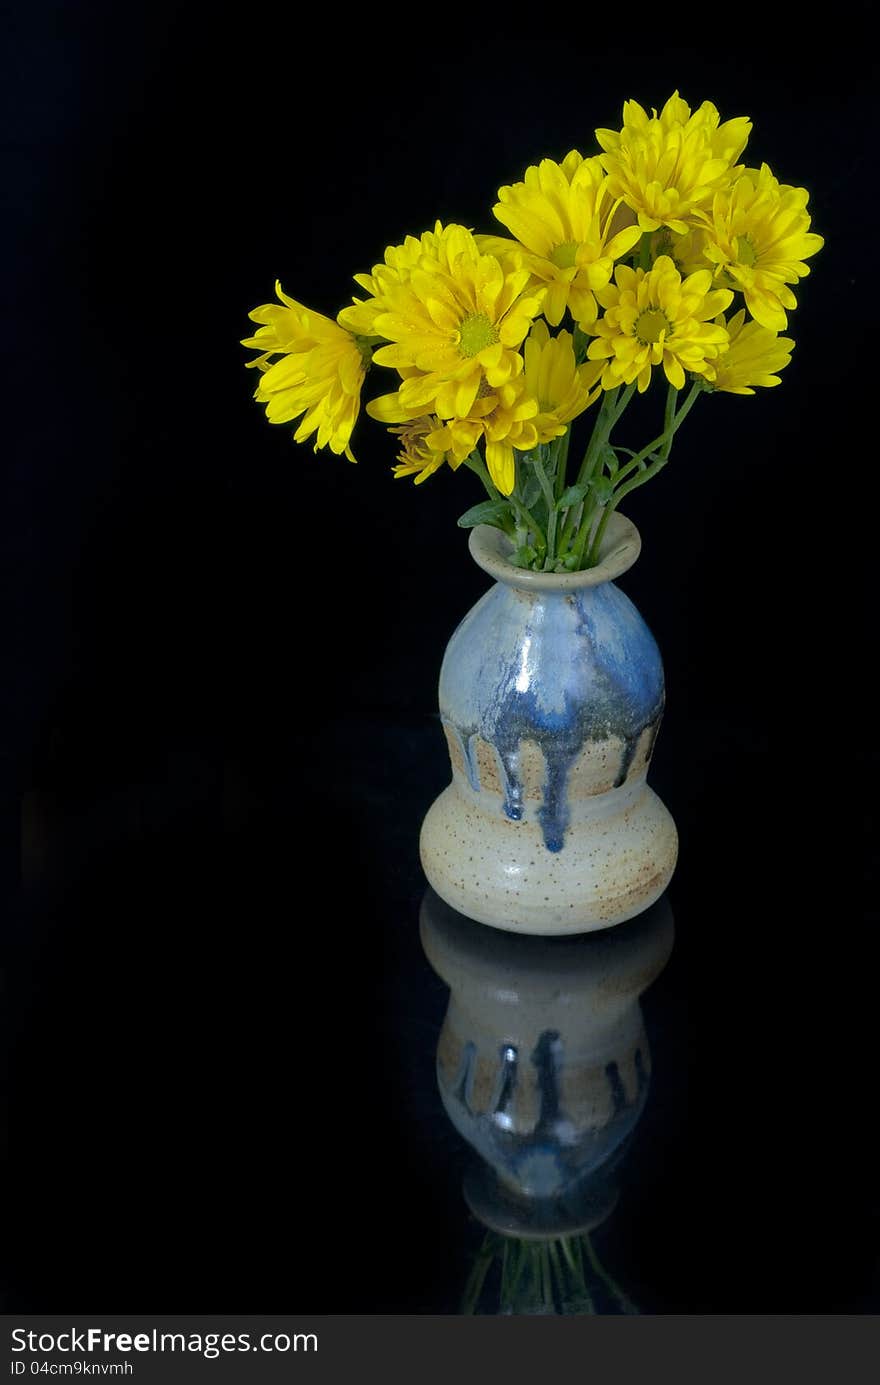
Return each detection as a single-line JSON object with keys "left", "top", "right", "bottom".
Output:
{"left": 420, "top": 782, "right": 677, "bottom": 936}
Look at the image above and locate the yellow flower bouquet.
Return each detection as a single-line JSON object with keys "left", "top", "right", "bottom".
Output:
{"left": 242, "top": 92, "right": 822, "bottom": 573}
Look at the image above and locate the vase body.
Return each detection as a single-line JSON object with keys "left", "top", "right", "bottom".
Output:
{"left": 420, "top": 515, "right": 677, "bottom": 934}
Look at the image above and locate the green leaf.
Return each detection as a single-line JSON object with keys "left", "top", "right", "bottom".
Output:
{"left": 531, "top": 495, "right": 550, "bottom": 531}
{"left": 590, "top": 475, "right": 615, "bottom": 505}
{"left": 457, "top": 500, "right": 511, "bottom": 530}
{"left": 520, "top": 476, "right": 543, "bottom": 509}
{"left": 510, "top": 545, "right": 538, "bottom": 569}
{"left": 557, "top": 484, "right": 587, "bottom": 510}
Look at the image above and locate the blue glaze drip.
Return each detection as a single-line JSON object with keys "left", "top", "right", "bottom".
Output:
{"left": 464, "top": 732, "right": 481, "bottom": 794}
{"left": 643, "top": 719, "right": 661, "bottom": 765}
{"left": 613, "top": 733, "right": 641, "bottom": 790}
{"left": 441, "top": 720, "right": 482, "bottom": 793}
{"left": 538, "top": 741, "right": 582, "bottom": 852}
{"left": 496, "top": 745, "right": 524, "bottom": 821}
{"left": 488, "top": 669, "right": 601, "bottom": 849}
{"left": 439, "top": 578, "right": 666, "bottom": 853}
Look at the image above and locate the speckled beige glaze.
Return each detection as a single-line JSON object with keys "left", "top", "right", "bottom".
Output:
{"left": 420, "top": 514, "right": 678, "bottom": 935}
{"left": 421, "top": 776, "right": 675, "bottom": 933}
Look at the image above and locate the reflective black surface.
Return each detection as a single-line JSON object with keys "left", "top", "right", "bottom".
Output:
{"left": 4, "top": 715, "right": 878, "bottom": 1313}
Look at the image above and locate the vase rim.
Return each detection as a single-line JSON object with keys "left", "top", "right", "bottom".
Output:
{"left": 468, "top": 511, "right": 641, "bottom": 591}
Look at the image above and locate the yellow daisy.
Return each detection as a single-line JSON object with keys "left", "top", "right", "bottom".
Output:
{"left": 523, "top": 321, "right": 602, "bottom": 441}
{"left": 707, "top": 309, "right": 794, "bottom": 394}
{"left": 588, "top": 255, "right": 733, "bottom": 393}
{"left": 364, "top": 223, "right": 545, "bottom": 422}
{"left": 698, "top": 163, "right": 824, "bottom": 330}
{"left": 242, "top": 284, "right": 368, "bottom": 461}
{"left": 596, "top": 92, "right": 752, "bottom": 234}
{"left": 338, "top": 221, "right": 450, "bottom": 337}
{"left": 389, "top": 416, "right": 449, "bottom": 484}
{"left": 491, "top": 151, "right": 642, "bottom": 328}
{"left": 394, "top": 377, "right": 540, "bottom": 496}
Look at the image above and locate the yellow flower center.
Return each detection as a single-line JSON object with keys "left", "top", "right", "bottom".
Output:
{"left": 549, "top": 241, "right": 579, "bottom": 269}
{"left": 458, "top": 313, "right": 499, "bottom": 358}
{"left": 735, "top": 234, "right": 757, "bottom": 267}
{"left": 634, "top": 308, "right": 670, "bottom": 345}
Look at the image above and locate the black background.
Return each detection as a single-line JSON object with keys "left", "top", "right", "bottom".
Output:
{"left": 2, "top": 9, "right": 877, "bottom": 1312}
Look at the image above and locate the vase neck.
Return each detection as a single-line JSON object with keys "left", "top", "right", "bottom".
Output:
{"left": 469, "top": 513, "right": 641, "bottom": 593}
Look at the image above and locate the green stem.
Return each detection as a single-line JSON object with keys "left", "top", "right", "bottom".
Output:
{"left": 554, "top": 429, "right": 571, "bottom": 502}
{"left": 609, "top": 381, "right": 639, "bottom": 428}
{"left": 532, "top": 447, "right": 558, "bottom": 569}
{"left": 558, "top": 382, "right": 638, "bottom": 563}
{"left": 585, "top": 380, "right": 703, "bottom": 567}
{"left": 574, "top": 501, "right": 605, "bottom": 569}
{"left": 510, "top": 496, "right": 547, "bottom": 555}
{"left": 610, "top": 447, "right": 656, "bottom": 488}
{"left": 462, "top": 449, "right": 501, "bottom": 501}
{"left": 600, "top": 378, "right": 677, "bottom": 498}
{"left": 614, "top": 379, "right": 702, "bottom": 497}
{"left": 557, "top": 500, "right": 584, "bottom": 565}
{"left": 578, "top": 387, "right": 619, "bottom": 486}
{"left": 464, "top": 451, "right": 546, "bottom": 552}
{"left": 557, "top": 390, "right": 617, "bottom": 557}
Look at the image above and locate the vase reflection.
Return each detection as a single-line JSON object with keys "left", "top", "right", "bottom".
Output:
{"left": 419, "top": 886, "right": 673, "bottom": 1313}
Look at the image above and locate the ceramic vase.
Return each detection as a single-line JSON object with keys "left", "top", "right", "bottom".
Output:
{"left": 420, "top": 513, "right": 678, "bottom": 934}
